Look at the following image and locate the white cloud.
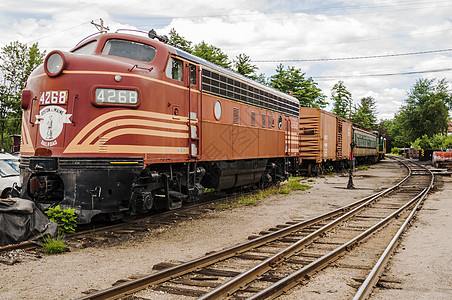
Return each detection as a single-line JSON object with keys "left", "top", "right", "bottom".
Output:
{"left": 0, "top": 0, "right": 451, "bottom": 120}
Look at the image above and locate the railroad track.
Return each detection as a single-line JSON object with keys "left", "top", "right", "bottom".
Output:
{"left": 0, "top": 190, "right": 244, "bottom": 255}
{"left": 77, "top": 157, "right": 434, "bottom": 299}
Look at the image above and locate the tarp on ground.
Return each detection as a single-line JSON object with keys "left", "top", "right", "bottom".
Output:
{"left": 0, "top": 198, "right": 58, "bottom": 247}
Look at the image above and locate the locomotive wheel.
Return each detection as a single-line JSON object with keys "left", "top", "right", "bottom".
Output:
{"left": 143, "top": 192, "right": 154, "bottom": 211}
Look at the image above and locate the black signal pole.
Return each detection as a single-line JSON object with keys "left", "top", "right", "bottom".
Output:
{"left": 347, "top": 140, "right": 356, "bottom": 189}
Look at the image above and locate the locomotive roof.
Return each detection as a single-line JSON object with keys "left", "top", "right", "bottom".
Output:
{"left": 169, "top": 46, "right": 299, "bottom": 105}
{"left": 75, "top": 31, "right": 299, "bottom": 106}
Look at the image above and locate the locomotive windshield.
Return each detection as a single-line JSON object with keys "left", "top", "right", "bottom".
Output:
{"left": 102, "top": 39, "right": 156, "bottom": 63}
{"left": 72, "top": 41, "right": 97, "bottom": 54}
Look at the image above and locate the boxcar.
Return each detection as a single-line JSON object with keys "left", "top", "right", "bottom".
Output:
{"left": 298, "top": 107, "right": 353, "bottom": 175}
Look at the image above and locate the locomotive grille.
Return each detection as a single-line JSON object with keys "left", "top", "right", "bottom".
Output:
{"left": 202, "top": 69, "right": 299, "bottom": 117}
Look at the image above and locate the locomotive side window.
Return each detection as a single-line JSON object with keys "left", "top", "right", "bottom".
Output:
{"left": 166, "top": 57, "right": 183, "bottom": 81}
{"left": 102, "top": 39, "right": 156, "bottom": 63}
{"left": 214, "top": 100, "right": 222, "bottom": 120}
{"left": 73, "top": 41, "right": 97, "bottom": 55}
{"left": 190, "top": 64, "right": 197, "bottom": 85}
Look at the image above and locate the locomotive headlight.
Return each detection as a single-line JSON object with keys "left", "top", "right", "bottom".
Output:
{"left": 44, "top": 50, "right": 66, "bottom": 77}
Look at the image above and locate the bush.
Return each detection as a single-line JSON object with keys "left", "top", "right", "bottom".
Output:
{"left": 42, "top": 235, "right": 67, "bottom": 254}
{"left": 391, "top": 147, "right": 399, "bottom": 155}
{"left": 45, "top": 205, "right": 77, "bottom": 234}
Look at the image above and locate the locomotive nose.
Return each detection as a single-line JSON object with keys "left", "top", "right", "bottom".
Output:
{"left": 44, "top": 50, "right": 67, "bottom": 77}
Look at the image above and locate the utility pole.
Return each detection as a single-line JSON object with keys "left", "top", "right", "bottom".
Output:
{"left": 91, "top": 18, "right": 110, "bottom": 32}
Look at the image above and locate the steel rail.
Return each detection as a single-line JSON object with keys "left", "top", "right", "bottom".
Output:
{"left": 74, "top": 190, "right": 383, "bottom": 300}
{"left": 353, "top": 163, "right": 434, "bottom": 300}
{"left": 77, "top": 161, "right": 410, "bottom": 300}
{"left": 0, "top": 189, "right": 247, "bottom": 254}
{"left": 198, "top": 160, "right": 412, "bottom": 299}
{"left": 250, "top": 160, "right": 433, "bottom": 299}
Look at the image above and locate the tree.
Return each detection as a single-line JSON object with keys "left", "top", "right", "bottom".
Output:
{"left": 168, "top": 28, "right": 193, "bottom": 53}
{"left": 192, "top": 41, "right": 231, "bottom": 69}
{"left": 392, "top": 78, "right": 451, "bottom": 146}
{"left": 167, "top": 29, "right": 231, "bottom": 69}
{"left": 331, "top": 81, "right": 352, "bottom": 119}
{"left": 0, "top": 41, "right": 45, "bottom": 151}
{"left": 269, "top": 64, "right": 327, "bottom": 108}
{"left": 352, "top": 96, "right": 377, "bottom": 129}
{"left": 233, "top": 53, "right": 257, "bottom": 78}
{"left": 412, "top": 133, "right": 452, "bottom": 150}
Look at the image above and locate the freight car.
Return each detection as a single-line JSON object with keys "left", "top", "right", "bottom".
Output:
{"left": 298, "top": 108, "right": 382, "bottom": 175}
{"left": 19, "top": 30, "right": 300, "bottom": 223}
{"left": 298, "top": 107, "right": 353, "bottom": 175}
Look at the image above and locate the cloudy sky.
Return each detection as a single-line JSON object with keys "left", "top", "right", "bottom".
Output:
{"left": 1, "top": 0, "right": 451, "bottom": 120}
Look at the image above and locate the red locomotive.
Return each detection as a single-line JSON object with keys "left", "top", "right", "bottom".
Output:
{"left": 20, "top": 30, "right": 300, "bottom": 223}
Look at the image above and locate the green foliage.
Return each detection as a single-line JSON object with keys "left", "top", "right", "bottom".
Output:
{"left": 412, "top": 134, "right": 452, "bottom": 150}
{"left": 45, "top": 205, "right": 77, "bottom": 234}
{"left": 352, "top": 97, "right": 378, "bottom": 130}
{"left": 168, "top": 28, "right": 231, "bottom": 69}
{"left": 233, "top": 53, "right": 258, "bottom": 78}
{"left": 269, "top": 64, "right": 327, "bottom": 108}
{"left": 412, "top": 134, "right": 432, "bottom": 150}
{"left": 193, "top": 41, "right": 231, "bottom": 69}
{"left": 42, "top": 235, "right": 67, "bottom": 254}
{"left": 391, "top": 147, "right": 400, "bottom": 155}
{"left": 331, "top": 81, "right": 353, "bottom": 119}
{"left": 168, "top": 28, "right": 193, "bottom": 53}
{"left": 391, "top": 78, "right": 451, "bottom": 147}
{"left": 0, "top": 41, "right": 45, "bottom": 151}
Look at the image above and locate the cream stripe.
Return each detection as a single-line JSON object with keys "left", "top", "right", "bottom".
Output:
{"left": 64, "top": 143, "right": 188, "bottom": 155}
{"left": 102, "top": 128, "right": 188, "bottom": 141}
{"left": 65, "top": 110, "right": 188, "bottom": 153}
{"left": 84, "top": 118, "right": 188, "bottom": 144}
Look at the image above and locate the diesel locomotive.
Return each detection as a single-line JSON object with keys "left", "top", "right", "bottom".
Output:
{"left": 19, "top": 30, "right": 300, "bottom": 223}
{"left": 19, "top": 30, "right": 385, "bottom": 223}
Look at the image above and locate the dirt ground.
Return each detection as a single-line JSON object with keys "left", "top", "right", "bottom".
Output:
{"left": 0, "top": 159, "right": 449, "bottom": 299}
{"left": 371, "top": 170, "right": 452, "bottom": 299}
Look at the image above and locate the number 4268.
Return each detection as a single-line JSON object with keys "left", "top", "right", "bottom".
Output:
{"left": 39, "top": 90, "right": 68, "bottom": 105}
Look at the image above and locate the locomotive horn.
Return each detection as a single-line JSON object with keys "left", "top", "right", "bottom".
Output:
{"left": 148, "top": 29, "right": 168, "bottom": 43}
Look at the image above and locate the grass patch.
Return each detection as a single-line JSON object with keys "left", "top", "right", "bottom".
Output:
{"left": 286, "top": 180, "right": 312, "bottom": 191}
{"left": 279, "top": 188, "right": 290, "bottom": 194}
{"left": 280, "top": 177, "right": 313, "bottom": 193}
{"left": 216, "top": 177, "right": 314, "bottom": 211}
{"left": 357, "top": 165, "right": 369, "bottom": 170}
{"left": 42, "top": 235, "right": 67, "bottom": 254}
{"left": 216, "top": 186, "right": 281, "bottom": 210}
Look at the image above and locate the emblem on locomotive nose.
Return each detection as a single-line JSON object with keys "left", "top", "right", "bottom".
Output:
{"left": 36, "top": 105, "right": 72, "bottom": 143}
